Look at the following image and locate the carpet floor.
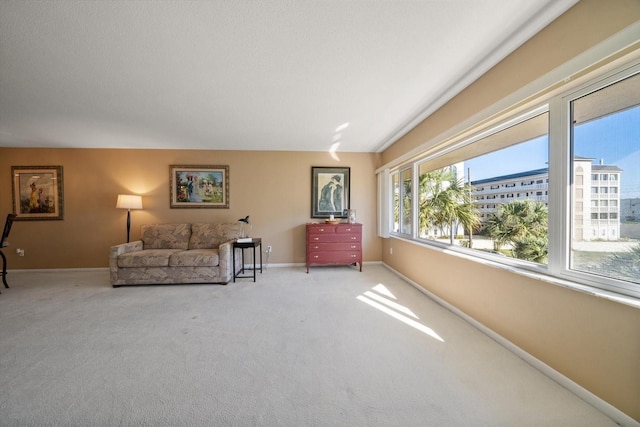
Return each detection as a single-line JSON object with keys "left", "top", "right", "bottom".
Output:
{"left": 0, "top": 265, "right": 616, "bottom": 426}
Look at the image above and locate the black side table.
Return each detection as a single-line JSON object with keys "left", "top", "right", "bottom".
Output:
{"left": 233, "top": 238, "right": 262, "bottom": 282}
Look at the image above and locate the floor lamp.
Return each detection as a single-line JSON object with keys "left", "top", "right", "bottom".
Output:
{"left": 116, "top": 194, "right": 143, "bottom": 243}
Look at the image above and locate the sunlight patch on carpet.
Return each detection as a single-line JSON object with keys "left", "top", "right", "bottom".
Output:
{"left": 357, "top": 287, "right": 444, "bottom": 342}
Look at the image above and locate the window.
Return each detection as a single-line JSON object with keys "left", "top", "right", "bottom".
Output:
{"left": 569, "top": 69, "right": 639, "bottom": 290}
{"left": 410, "top": 112, "right": 549, "bottom": 263}
{"left": 391, "top": 168, "right": 413, "bottom": 235}
{"left": 381, "top": 57, "right": 639, "bottom": 298}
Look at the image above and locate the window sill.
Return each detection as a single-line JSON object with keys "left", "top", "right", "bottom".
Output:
{"left": 390, "top": 235, "right": 640, "bottom": 310}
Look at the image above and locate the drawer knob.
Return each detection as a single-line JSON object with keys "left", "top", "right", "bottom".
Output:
{"left": 313, "top": 237, "right": 319, "bottom": 241}
{"left": 319, "top": 228, "right": 324, "bottom": 232}
{"left": 314, "top": 245, "right": 319, "bottom": 249}
{"left": 351, "top": 254, "right": 356, "bottom": 258}
{"left": 351, "top": 236, "right": 356, "bottom": 240}
{"left": 314, "top": 255, "right": 319, "bottom": 259}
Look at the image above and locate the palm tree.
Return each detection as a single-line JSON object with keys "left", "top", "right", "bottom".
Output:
{"left": 402, "top": 175, "right": 412, "bottom": 232}
{"left": 392, "top": 174, "right": 413, "bottom": 233}
{"left": 485, "top": 200, "right": 548, "bottom": 261}
{"left": 418, "top": 168, "right": 480, "bottom": 244}
{"left": 513, "top": 236, "right": 548, "bottom": 263}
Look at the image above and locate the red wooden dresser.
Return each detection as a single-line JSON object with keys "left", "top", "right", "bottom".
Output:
{"left": 306, "top": 223, "right": 362, "bottom": 273}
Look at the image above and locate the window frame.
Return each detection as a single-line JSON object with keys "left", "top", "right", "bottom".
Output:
{"left": 383, "top": 57, "right": 640, "bottom": 300}
{"left": 552, "top": 61, "right": 640, "bottom": 297}
{"left": 391, "top": 166, "right": 414, "bottom": 237}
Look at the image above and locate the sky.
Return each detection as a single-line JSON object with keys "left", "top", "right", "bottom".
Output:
{"left": 463, "top": 106, "right": 640, "bottom": 199}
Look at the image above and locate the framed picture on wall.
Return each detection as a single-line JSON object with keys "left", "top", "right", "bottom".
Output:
{"left": 311, "top": 166, "right": 350, "bottom": 218}
{"left": 170, "top": 165, "right": 230, "bottom": 208}
{"left": 11, "top": 165, "right": 64, "bottom": 221}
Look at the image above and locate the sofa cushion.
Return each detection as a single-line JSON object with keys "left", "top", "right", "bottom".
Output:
{"left": 189, "top": 223, "right": 242, "bottom": 249}
{"left": 141, "top": 224, "right": 191, "bottom": 250}
{"left": 169, "top": 249, "right": 220, "bottom": 267}
{"left": 117, "top": 249, "right": 184, "bottom": 268}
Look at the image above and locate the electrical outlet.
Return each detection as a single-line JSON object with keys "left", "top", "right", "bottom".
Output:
{"left": 16, "top": 248, "right": 25, "bottom": 256}
{"left": 390, "top": 247, "right": 393, "bottom": 255}
{"left": 266, "top": 245, "right": 272, "bottom": 253}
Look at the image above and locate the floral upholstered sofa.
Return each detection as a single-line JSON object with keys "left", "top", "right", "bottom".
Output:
{"left": 109, "top": 223, "right": 242, "bottom": 286}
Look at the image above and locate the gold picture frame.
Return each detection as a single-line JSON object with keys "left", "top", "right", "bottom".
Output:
{"left": 170, "top": 165, "right": 229, "bottom": 208}
{"left": 11, "top": 165, "right": 64, "bottom": 221}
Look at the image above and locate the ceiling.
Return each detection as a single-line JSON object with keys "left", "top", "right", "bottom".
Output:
{"left": 0, "top": 0, "right": 578, "bottom": 153}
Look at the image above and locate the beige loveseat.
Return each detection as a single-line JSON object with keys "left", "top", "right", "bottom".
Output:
{"left": 109, "top": 223, "right": 242, "bottom": 287}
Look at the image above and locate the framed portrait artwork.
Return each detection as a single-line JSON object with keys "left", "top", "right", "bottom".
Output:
{"left": 170, "top": 165, "right": 229, "bottom": 208}
{"left": 311, "top": 166, "right": 350, "bottom": 218}
{"left": 11, "top": 166, "right": 64, "bottom": 221}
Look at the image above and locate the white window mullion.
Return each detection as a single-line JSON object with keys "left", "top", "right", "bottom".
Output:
{"left": 547, "top": 97, "right": 569, "bottom": 275}
{"left": 412, "top": 163, "right": 420, "bottom": 239}
{"left": 377, "top": 169, "right": 390, "bottom": 238}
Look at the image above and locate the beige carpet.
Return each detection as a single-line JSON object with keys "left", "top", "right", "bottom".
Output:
{"left": 0, "top": 265, "right": 615, "bottom": 426}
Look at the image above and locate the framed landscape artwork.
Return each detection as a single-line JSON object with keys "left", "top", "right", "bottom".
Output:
{"left": 170, "top": 165, "right": 229, "bottom": 208}
{"left": 311, "top": 166, "right": 350, "bottom": 218}
{"left": 11, "top": 165, "right": 64, "bottom": 220}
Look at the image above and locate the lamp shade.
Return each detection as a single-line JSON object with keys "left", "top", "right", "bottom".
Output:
{"left": 116, "top": 194, "right": 143, "bottom": 210}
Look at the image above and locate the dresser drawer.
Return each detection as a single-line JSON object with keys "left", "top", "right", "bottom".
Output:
{"left": 307, "top": 242, "right": 361, "bottom": 252}
{"left": 307, "top": 251, "right": 361, "bottom": 264}
{"left": 307, "top": 233, "right": 360, "bottom": 243}
{"left": 306, "top": 224, "right": 336, "bottom": 234}
{"left": 335, "top": 224, "right": 361, "bottom": 234}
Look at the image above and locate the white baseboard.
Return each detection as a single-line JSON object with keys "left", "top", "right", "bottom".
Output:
{"left": 8, "top": 267, "right": 109, "bottom": 273}
{"left": 383, "top": 262, "right": 639, "bottom": 427}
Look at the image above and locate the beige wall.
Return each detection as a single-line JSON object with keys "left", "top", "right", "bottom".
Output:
{"left": 381, "top": 0, "right": 640, "bottom": 422}
{"left": 0, "top": 148, "right": 382, "bottom": 269}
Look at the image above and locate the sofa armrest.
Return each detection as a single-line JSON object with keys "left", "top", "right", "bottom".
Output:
{"left": 218, "top": 240, "right": 234, "bottom": 282}
{"left": 110, "top": 240, "right": 144, "bottom": 260}
{"left": 109, "top": 240, "right": 143, "bottom": 286}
